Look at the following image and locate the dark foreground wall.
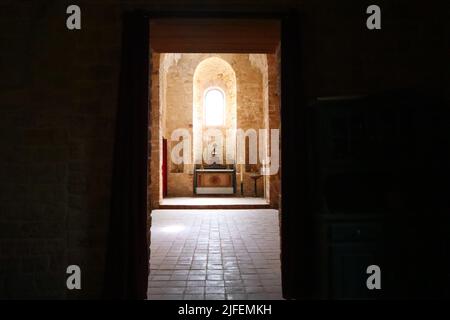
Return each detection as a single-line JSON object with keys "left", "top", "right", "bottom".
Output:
{"left": 0, "top": 0, "right": 448, "bottom": 298}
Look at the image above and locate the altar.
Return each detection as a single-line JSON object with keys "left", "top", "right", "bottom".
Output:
{"left": 194, "top": 166, "right": 236, "bottom": 194}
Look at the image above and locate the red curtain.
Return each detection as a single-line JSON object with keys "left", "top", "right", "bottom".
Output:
{"left": 104, "top": 11, "right": 150, "bottom": 299}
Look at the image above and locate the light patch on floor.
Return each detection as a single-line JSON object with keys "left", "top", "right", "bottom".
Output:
{"left": 148, "top": 209, "right": 283, "bottom": 300}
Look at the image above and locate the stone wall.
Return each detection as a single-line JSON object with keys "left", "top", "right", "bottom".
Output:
{"left": 149, "top": 53, "right": 162, "bottom": 210}
{"left": 268, "top": 51, "right": 281, "bottom": 208}
{"left": 0, "top": 1, "right": 122, "bottom": 298}
{"left": 152, "top": 53, "right": 279, "bottom": 200}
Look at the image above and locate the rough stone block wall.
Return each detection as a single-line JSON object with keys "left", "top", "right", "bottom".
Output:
{"left": 154, "top": 53, "right": 274, "bottom": 199}
{"left": 0, "top": 1, "right": 121, "bottom": 299}
{"left": 149, "top": 53, "right": 161, "bottom": 209}
{"left": 268, "top": 52, "right": 281, "bottom": 208}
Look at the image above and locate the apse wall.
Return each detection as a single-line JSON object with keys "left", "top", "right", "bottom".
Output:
{"left": 153, "top": 53, "right": 280, "bottom": 200}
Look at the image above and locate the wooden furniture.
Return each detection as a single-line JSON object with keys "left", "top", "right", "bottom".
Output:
{"left": 315, "top": 214, "right": 383, "bottom": 299}
{"left": 309, "top": 93, "right": 450, "bottom": 299}
{"left": 249, "top": 173, "right": 262, "bottom": 197}
{"left": 194, "top": 165, "right": 236, "bottom": 194}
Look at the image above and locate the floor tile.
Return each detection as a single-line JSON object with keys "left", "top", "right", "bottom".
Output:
{"left": 148, "top": 209, "right": 282, "bottom": 301}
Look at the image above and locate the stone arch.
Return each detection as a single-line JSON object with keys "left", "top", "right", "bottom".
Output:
{"left": 193, "top": 57, "right": 237, "bottom": 165}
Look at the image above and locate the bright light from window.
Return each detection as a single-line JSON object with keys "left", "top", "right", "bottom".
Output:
{"left": 204, "top": 89, "right": 225, "bottom": 126}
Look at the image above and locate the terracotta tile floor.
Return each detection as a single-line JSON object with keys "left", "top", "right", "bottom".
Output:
{"left": 148, "top": 209, "right": 283, "bottom": 300}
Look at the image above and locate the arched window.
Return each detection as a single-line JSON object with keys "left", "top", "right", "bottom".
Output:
{"left": 204, "top": 88, "right": 225, "bottom": 126}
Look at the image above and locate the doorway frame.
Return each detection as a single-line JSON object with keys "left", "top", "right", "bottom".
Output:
{"left": 145, "top": 10, "right": 311, "bottom": 300}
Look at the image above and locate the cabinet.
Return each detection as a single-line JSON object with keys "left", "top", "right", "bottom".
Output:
{"left": 316, "top": 216, "right": 383, "bottom": 299}
{"left": 309, "top": 95, "right": 450, "bottom": 299}
{"left": 309, "top": 95, "right": 403, "bottom": 299}
{"left": 309, "top": 93, "right": 450, "bottom": 299}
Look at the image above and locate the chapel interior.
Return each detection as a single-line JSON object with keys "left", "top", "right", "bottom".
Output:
{"left": 149, "top": 53, "right": 281, "bottom": 210}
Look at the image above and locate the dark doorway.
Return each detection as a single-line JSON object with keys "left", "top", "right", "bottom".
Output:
{"left": 107, "top": 11, "right": 310, "bottom": 300}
